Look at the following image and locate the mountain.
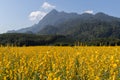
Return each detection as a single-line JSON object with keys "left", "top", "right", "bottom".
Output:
{"left": 7, "top": 9, "right": 120, "bottom": 42}
{"left": 37, "top": 11, "right": 120, "bottom": 41}
{"left": 7, "top": 9, "right": 80, "bottom": 33}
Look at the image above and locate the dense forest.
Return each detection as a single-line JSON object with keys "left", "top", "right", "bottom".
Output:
{"left": 0, "top": 33, "right": 66, "bottom": 46}
{"left": 0, "top": 33, "right": 120, "bottom": 46}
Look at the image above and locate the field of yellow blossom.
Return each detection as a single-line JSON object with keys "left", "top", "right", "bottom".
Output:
{"left": 0, "top": 46, "right": 120, "bottom": 80}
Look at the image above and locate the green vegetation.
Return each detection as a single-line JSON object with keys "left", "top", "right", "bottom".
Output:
{"left": 0, "top": 33, "right": 66, "bottom": 46}
{"left": 0, "top": 33, "right": 120, "bottom": 46}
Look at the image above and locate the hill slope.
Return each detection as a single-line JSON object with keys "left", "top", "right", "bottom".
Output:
{"left": 37, "top": 12, "right": 120, "bottom": 41}
{"left": 6, "top": 9, "right": 120, "bottom": 46}
{"left": 7, "top": 9, "right": 80, "bottom": 33}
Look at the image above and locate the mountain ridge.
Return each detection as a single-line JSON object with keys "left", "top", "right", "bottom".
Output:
{"left": 7, "top": 9, "right": 80, "bottom": 33}
{"left": 2, "top": 9, "right": 120, "bottom": 46}
{"left": 7, "top": 9, "right": 120, "bottom": 34}
{"left": 7, "top": 9, "right": 120, "bottom": 42}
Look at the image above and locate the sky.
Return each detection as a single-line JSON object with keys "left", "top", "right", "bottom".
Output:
{"left": 0, "top": 0, "right": 120, "bottom": 33}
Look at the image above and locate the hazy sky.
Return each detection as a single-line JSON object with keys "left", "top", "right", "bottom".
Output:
{"left": 0, "top": 0, "right": 120, "bottom": 33}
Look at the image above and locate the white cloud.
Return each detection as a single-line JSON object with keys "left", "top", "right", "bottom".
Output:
{"left": 29, "top": 11, "right": 47, "bottom": 21}
{"left": 29, "top": 2, "right": 56, "bottom": 21}
{"left": 41, "top": 2, "right": 56, "bottom": 10}
{"left": 84, "top": 10, "right": 94, "bottom": 14}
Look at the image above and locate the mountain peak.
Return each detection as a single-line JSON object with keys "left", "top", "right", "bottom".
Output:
{"left": 49, "top": 9, "right": 58, "bottom": 14}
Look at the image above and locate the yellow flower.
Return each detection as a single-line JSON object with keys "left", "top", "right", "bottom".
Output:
{"left": 53, "top": 78, "right": 57, "bottom": 80}
{"left": 95, "top": 76, "right": 100, "bottom": 80}
{"left": 4, "top": 76, "right": 7, "bottom": 80}
{"left": 112, "top": 63, "right": 117, "bottom": 68}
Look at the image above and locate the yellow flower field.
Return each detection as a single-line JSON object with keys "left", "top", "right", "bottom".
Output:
{"left": 0, "top": 46, "right": 120, "bottom": 80}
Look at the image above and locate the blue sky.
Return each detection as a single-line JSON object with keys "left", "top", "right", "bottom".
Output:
{"left": 0, "top": 0, "right": 120, "bottom": 33}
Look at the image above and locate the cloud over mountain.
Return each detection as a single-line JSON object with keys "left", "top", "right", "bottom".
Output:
{"left": 84, "top": 10, "right": 94, "bottom": 14}
{"left": 29, "top": 2, "right": 56, "bottom": 21}
{"left": 41, "top": 2, "right": 56, "bottom": 10}
{"left": 29, "top": 11, "right": 47, "bottom": 21}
